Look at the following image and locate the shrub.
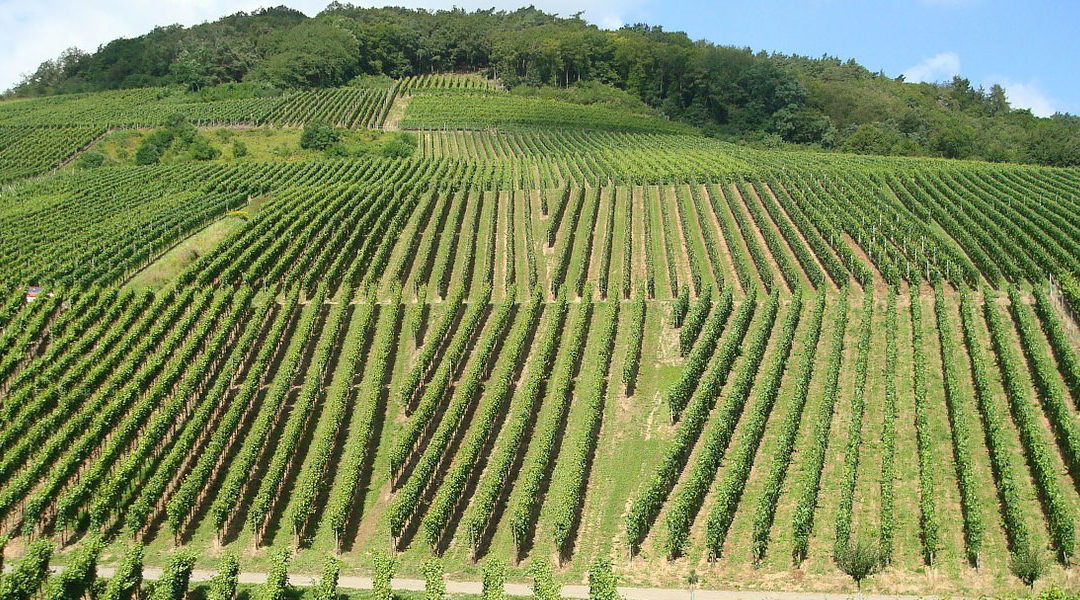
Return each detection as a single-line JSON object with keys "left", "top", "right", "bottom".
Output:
{"left": 165, "top": 113, "right": 188, "bottom": 129}
{"left": 77, "top": 150, "right": 105, "bottom": 169}
{"left": 381, "top": 132, "right": 417, "bottom": 158}
{"left": 149, "top": 550, "right": 196, "bottom": 600}
{"left": 190, "top": 135, "right": 220, "bottom": 160}
{"left": 134, "top": 141, "right": 162, "bottom": 165}
{"left": 101, "top": 543, "right": 143, "bottom": 600}
{"left": 349, "top": 73, "right": 395, "bottom": 88}
{"left": 41, "top": 536, "right": 104, "bottom": 600}
{"left": 300, "top": 121, "right": 340, "bottom": 150}
{"left": 324, "top": 142, "right": 350, "bottom": 158}
{"left": 0, "top": 539, "right": 53, "bottom": 600}
{"left": 231, "top": 140, "right": 248, "bottom": 158}
{"left": 835, "top": 538, "right": 881, "bottom": 593}
{"left": 1011, "top": 548, "right": 1045, "bottom": 590}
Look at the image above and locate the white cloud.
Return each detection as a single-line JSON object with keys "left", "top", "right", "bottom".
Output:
{"left": 0, "top": 0, "right": 643, "bottom": 91}
{"left": 902, "top": 51, "right": 961, "bottom": 83}
{"left": 0, "top": 0, "right": 322, "bottom": 92}
{"left": 599, "top": 14, "right": 625, "bottom": 30}
{"left": 993, "top": 77, "right": 1057, "bottom": 117}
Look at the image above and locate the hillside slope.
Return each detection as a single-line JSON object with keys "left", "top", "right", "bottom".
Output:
{"left": 5, "top": 4, "right": 1079, "bottom": 167}
{"left": 0, "top": 74, "right": 1078, "bottom": 597}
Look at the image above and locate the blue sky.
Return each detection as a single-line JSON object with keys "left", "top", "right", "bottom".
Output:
{"left": 638, "top": 0, "right": 1079, "bottom": 116}
{"left": 1, "top": 0, "right": 1075, "bottom": 115}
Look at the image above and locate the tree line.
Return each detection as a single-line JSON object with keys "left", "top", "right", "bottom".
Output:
{"left": 6, "top": 3, "right": 1079, "bottom": 166}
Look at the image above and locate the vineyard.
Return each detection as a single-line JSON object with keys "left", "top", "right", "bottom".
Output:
{"left": 0, "top": 71, "right": 1079, "bottom": 597}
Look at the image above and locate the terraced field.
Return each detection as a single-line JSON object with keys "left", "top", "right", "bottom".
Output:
{"left": 0, "top": 73, "right": 1079, "bottom": 597}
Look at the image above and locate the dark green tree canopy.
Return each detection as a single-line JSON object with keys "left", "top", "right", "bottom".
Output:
{"left": 6, "top": 3, "right": 1077, "bottom": 165}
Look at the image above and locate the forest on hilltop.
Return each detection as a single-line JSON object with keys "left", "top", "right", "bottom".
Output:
{"left": 5, "top": 3, "right": 1079, "bottom": 167}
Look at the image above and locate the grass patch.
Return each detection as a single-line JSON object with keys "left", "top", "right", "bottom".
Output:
{"left": 88, "top": 126, "right": 412, "bottom": 167}
{"left": 124, "top": 214, "right": 249, "bottom": 290}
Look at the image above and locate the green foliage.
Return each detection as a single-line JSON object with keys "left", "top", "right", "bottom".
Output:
{"left": 0, "top": 539, "right": 52, "bottom": 600}
{"left": 529, "top": 560, "right": 560, "bottom": 600}
{"left": 41, "top": 535, "right": 104, "bottom": 600}
{"left": 508, "top": 298, "right": 592, "bottom": 553}
{"left": 372, "top": 551, "right": 396, "bottom": 600}
{"left": 462, "top": 294, "right": 568, "bottom": 556}
{"left": 134, "top": 141, "right": 162, "bottom": 165}
{"left": 622, "top": 293, "right": 647, "bottom": 394}
{"left": 678, "top": 285, "right": 712, "bottom": 355}
{"left": 933, "top": 284, "right": 983, "bottom": 566}
{"left": 482, "top": 558, "right": 507, "bottom": 600}
{"left": 671, "top": 284, "right": 690, "bottom": 328}
{"left": 148, "top": 550, "right": 196, "bottom": 600}
{"left": 77, "top": 149, "right": 105, "bottom": 168}
{"left": 551, "top": 300, "right": 619, "bottom": 556}
{"left": 835, "top": 538, "right": 882, "bottom": 591}
{"left": 985, "top": 293, "right": 1075, "bottom": 561}
{"left": 422, "top": 557, "right": 445, "bottom": 600}
{"left": 208, "top": 554, "right": 240, "bottom": 600}
{"left": 381, "top": 132, "right": 417, "bottom": 158}
{"left": 300, "top": 121, "right": 341, "bottom": 150}
{"left": 421, "top": 291, "right": 541, "bottom": 549}
{"left": 510, "top": 81, "right": 650, "bottom": 112}
{"left": 627, "top": 291, "right": 751, "bottom": 553}
{"left": 400, "top": 94, "right": 696, "bottom": 135}
{"left": 907, "top": 286, "right": 941, "bottom": 565}
{"left": 326, "top": 299, "right": 402, "bottom": 548}
{"left": 313, "top": 555, "right": 341, "bottom": 600}
{"left": 7, "top": 6, "right": 1080, "bottom": 165}
{"left": 670, "top": 292, "right": 780, "bottom": 558}
{"left": 100, "top": 543, "right": 143, "bottom": 600}
{"left": 323, "top": 142, "right": 349, "bottom": 158}
{"left": 705, "top": 292, "right": 802, "bottom": 558}
{"left": 1011, "top": 547, "right": 1045, "bottom": 589}
{"left": 349, "top": 73, "right": 396, "bottom": 88}
{"left": 663, "top": 287, "right": 734, "bottom": 421}
{"left": 959, "top": 288, "right": 1034, "bottom": 561}
{"left": 1033, "top": 286, "right": 1080, "bottom": 409}
{"left": 189, "top": 134, "right": 220, "bottom": 160}
{"left": 252, "top": 20, "right": 360, "bottom": 88}
{"left": 260, "top": 548, "right": 291, "bottom": 600}
{"left": 790, "top": 287, "right": 849, "bottom": 564}
{"left": 230, "top": 139, "right": 248, "bottom": 158}
{"left": 588, "top": 557, "right": 620, "bottom": 600}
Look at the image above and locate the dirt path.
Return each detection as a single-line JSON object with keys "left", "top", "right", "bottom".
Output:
{"left": 652, "top": 185, "right": 683, "bottom": 298}
{"left": 632, "top": 186, "right": 648, "bottom": 297}
{"left": 585, "top": 187, "right": 611, "bottom": 295}
{"left": 695, "top": 184, "right": 744, "bottom": 297}
{"left": 840, "top": 231, "right": 887, "bottom": 295}
{"left": 382, "top": 94, "right": 410, "bottom": 130}
{"left": 741, "top": 183, "right": 812, "bottom": 291}
{"left": 750, "top": 183, "right": 828, "bottom": 292}
{"left": 765, "top": 180, "right": 849, "bottom": 290}
{"left": 81, "top": 566, "right": 946, "bottom": 599}
{"left": 666, "top": 186, "right": 705, "bottom": 295}
{"left": 727, "top": 184, "right": 788, "bottom": 294}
